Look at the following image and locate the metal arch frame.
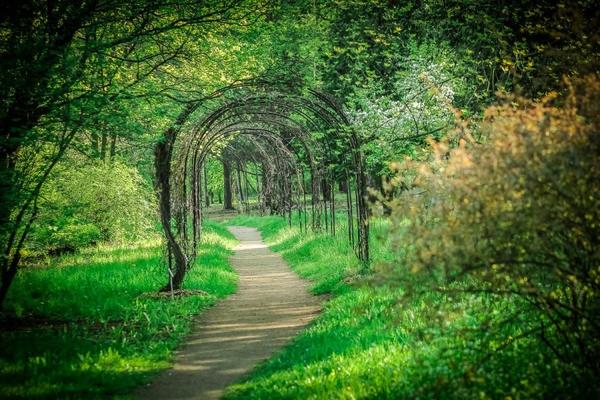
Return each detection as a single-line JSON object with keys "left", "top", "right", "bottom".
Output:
{"left": 156, "top": 82, "right": 369, "bottom": 291}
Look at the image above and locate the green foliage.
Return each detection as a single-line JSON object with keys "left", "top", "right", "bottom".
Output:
{"left": 0, "top": 220, "right": 237, "bottom": 399}
{"left": 2, "top": 0, "right": 599, "bottom": 397}
{"left": 26, "top": 157, "right": 156, "bottom": 256}
{"left": 382, "top": 76, "right": 600, "bottom": 391}
{"left": 222, "top": 215, "right": 595, "bottom": 399}
{"left": 203, "top": 158, "right": 225, "bottom": 203}
{"left": 350, "top": 40, "right": 476, "bottom": 178}
{"left": 320, "top": 0, "right": 409, "bottom": 100}
{"left": 0, "top": 0, "right": 270, "bottom": 306}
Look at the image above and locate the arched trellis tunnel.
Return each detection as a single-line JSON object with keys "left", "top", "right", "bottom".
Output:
{"left": 154, "top": 82, "right": 369, "bottom": 291}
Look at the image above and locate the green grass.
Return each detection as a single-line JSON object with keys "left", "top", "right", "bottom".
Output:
{"left": 3, "top": 215, "right": 590, "bottom": 399}
{"left": 222, "top": 215, "right": 586, "bottom": 400}
{"left": 227, "top": 214, "right": 393, "bottom": 295}
{"left": 0, "top": 220, "right": 237, "bottom": 399}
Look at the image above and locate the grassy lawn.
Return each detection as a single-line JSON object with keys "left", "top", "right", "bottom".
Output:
{"left": 222, "top": 215, "right": 578, "bottom": 400}
{"left": 0, "top": 220, "right": 237, "bottom": 399}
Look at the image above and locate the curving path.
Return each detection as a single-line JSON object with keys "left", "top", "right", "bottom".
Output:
{"left": 137, "top": 226, "right": 322, "bottom": 400}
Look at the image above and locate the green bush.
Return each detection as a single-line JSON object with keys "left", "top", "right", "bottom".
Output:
{"left": 27, "top": 157, "right": 156, "bottom": 256}
{"left": 39, "top": 221, "right": 102, "bottom": 254}
{"left": 383, "top": 76, "right": 600, "bottom": 391}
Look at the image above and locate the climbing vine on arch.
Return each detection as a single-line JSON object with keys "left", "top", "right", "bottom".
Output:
{"left": 154, "top": 82, "right": 370, "bottom": 291}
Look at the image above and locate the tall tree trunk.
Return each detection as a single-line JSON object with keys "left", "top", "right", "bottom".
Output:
{"left": 244, "top": 168, "right": 250, "bottom": 211}
{"left": 236, "top": 162, "right": 245, "bottom": 202}
{"left": 235, "top": 166, "right": 244, "bottom": 211}
{"left": 203, "top": 165, "right": 210, "bottom": 207}
{"left": 100, "top": 132, "right": 108, "bottom": 161}
{"left": 223, "top": 160, "right": 234, "bottom": 210}
{"left": 91, "top": 132, "right": 100, "bottom": 157}
{"left": 109, "top": 134, "right": 117, "bottom": 160}
{"left": 322, "top": 179, "right": 331, "bottom": 202}
{"left": 339, "top": 179, "right": 348, "bottom": 193}
{"left": 261, "top": 163, "right": 272, "bottom": 212}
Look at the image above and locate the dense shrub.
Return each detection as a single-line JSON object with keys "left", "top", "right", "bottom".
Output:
{"left": 383, "top": 76, "right": 600, "bottom": 387}
{"left": 26, "top": 158, "right": 156, "bottom": 256}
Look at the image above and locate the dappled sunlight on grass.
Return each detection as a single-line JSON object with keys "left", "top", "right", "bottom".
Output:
{"left": 0, "top": 220, "right": 237, "bottom": 399}
{"left": 55, "top": 236, "right": 164, "bottom": 268}
{"left": 227, "top": 215, "right": 394, "bottom": 295}
{"left": 266, "top": 225, "right": 301, "bottom": 247}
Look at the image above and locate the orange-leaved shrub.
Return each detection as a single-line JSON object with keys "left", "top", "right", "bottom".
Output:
{"left": 384, "top": 76, "right": 600, "bottom": 377}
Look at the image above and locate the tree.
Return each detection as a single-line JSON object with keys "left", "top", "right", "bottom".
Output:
{"left": 223, "top": 160, "right": 235, "bottom": 210}
{"left": 0, "top": 0, "right": 255, "bottom": 307}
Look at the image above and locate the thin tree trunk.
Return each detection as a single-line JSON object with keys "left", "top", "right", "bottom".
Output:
{"left": 109, "top": 134, "right": 117, "bottom": 160}
{"left": 235, "top": 166, "right": 244, "bottom": 212}
{"left": 0, "top": 203, "right": 37, "bottom": 306}
{"left": 244, "top": 167, "right": 250, "bottom": 210}
{"left": 262, "top": 163, "right": 272, "bottom": 213}
{"left": 91, "top": 132, "right": 100, "bottom": 157}
{"left": 100, "top": 132, "right": 108, "bottom": 161}
{"left": 236, "top": 162, "right": 244, "bottom": 202}
{"left": 223, "top": 160, "right": 234, "bottom": 210}
{"left": 322, "top": 179, "right": 331, "bottom": 202}
{"left": 203, "top": 165, "right": 210, "bottom": 207}
{"left": 331, "top": 174, "right": 336, "bottom": 236}
{"left": 0, "top": 125, "right": 77, "bottom": 308}
{"left": 256, "top": 166, "right": 263, "bottom": 215}
{"left": 346, "top": 174, "right": 355, "bottom": 249}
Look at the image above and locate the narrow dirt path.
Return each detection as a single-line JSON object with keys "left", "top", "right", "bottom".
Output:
{"left": 137, "top": 226, "right": 322, "bottom": 400}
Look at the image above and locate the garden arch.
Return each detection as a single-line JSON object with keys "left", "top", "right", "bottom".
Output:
{"left": 155, "top": 82, "right": 369, "bottom": 290}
